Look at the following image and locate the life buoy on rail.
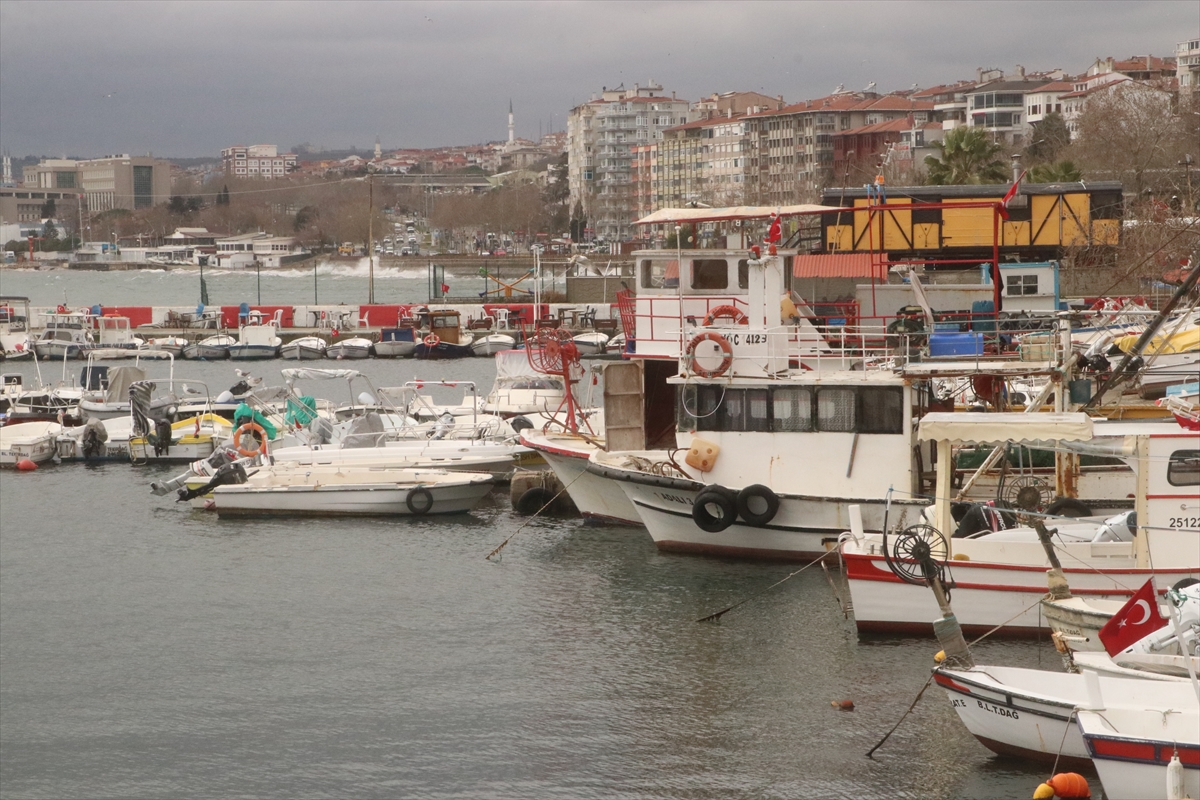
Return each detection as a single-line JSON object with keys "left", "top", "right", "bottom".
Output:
{"left": 423, "top": 333, "right": 441, "bottom": 348}
{"left": 703, "top": 305, "right": 749, "bottom": 326}
{"left": 406, "top": 487, "right": 434, "bottom": 515}
{"left": 233, "top": 422, "right": 268, "bottom": 458}
{"left": 686, "top": 332, "right": 733, "bottom": 378}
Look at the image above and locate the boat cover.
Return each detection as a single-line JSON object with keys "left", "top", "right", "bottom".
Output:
{"left": 918, "top": 412, "right": 1093, "bottom": 445}
{"left": 281, "top": 368, "right": 363, "bottom": 381}
{"left": 635, "top": 204, "right": 841, "bottom": 225}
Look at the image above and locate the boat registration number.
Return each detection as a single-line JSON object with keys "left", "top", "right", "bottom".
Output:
{"left": 724, "top": 333, "right": 767, "bottom": 346}
{"left": 977, "top": 700, "right": 1019, "bottom": 719}
{"left": 1167, "top": 516, "right": 1200, "bottom": 529}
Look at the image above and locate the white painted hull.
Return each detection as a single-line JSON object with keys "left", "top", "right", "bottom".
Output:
{"left": 571, "top": 333, "right": 608, "bottom": 355}
{"left": 1079, "top": 705, "right": 1200, "bottom": 800}
{"left": 842, "top": 541, "right": 1200, "bottom": 635}
{"left": 372, "top": 340, "right": 416, "bottom": 358}
{"left": 228, "top": 344, "right": 279, "bottom": 360}
{"left": 523, "top": 433, "right": 640, "bottom": 524}
{"left": 183, "top": 345, "right": 229, "bottom": 360}
{"left": 1042, "top": 596, "right": 1132, "bottom": 652}
{"left": 471, "top": 336, "right": 515, "bottom": 357}
{"left": 936, "top": 666, "right": 1188, "bottom": 768}
{"left": 212, "top": 478, "right": 492, "bottom": 517}
{"left": 270, "top": 441, "right": 532, "bottom": 482}
{"left": 281, "top": 340, "right": 327, "bottom": 360}
{"left": 326, "top": 341, "right": 372, "bottom": 359}
{"left": 588, "top": 455, "right": 920, "bottom": 558}
{"left": 0, "top": 422, "right": 61, "bottom": 466}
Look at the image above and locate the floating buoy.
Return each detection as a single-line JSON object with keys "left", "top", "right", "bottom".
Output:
{"left": 1167, "top": 750, "right": 1185, "bottom": 800}
{"left": 830, "top": 699, "right": 855, "bottom": 711}
{"left": 1034, "top": 772, "right": 1090, "bottom": 799}
{"left": 15, "top": 458, "right": 37, "bottom": 471}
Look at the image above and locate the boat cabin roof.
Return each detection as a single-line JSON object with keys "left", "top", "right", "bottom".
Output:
{"left": 918, "top": 411, "right": 1093, "bottom": 444}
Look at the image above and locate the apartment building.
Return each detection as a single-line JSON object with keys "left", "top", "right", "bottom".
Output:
{"left": 1179, "top": 37, "right": 1200, "bottom": 89}
{"left": 742, "top": 92, "right": 935, "bottom": 203}
{"left": 655, "top": 114, "right": 749, "bottom": 209}
{"left": 221, "top": 145, "right": 298, "bottom": 179}
{"left": 832, "top": 117, "right": 944, "bottom": 184}
{"left": 567, "top": 81, "right": 689, "bottom": 241}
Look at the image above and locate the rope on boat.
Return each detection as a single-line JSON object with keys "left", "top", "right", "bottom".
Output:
{"left": 484, "top": 468, "right": 587, "bottom": 562}
{"left": 696, "top": 550, "right": 835, "bottom": 623}
{"left": 865, "top": 674, "right": 934, "bottom": 758}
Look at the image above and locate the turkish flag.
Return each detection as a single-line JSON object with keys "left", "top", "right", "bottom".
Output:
{"left": 1097, "top": 579, "right": 1168, "bottom": 656}
{"left": 997, "top": 171, "right": 1025, "bottom": 221}
{"left": 766, "top": 214, "right": 782, "bottom": 244}
{"left": 441, "top": 283, "right": 450, "bottom": 294}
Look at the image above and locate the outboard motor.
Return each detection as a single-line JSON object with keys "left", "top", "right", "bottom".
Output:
{"left": 176, "top": 461, "right": 249, "bottom": 502}
{"left": 309, "top": 415, "right": 333, "bottom": 446}
{"left": 1090, "top": 510, "right": 1137, "bottom": 543}
{"left": 953, "top": 501, "right": 1018, "bottom": 538}
{"left": 81, "top": 417, "right": 109, "bottom": 459}
{"left": 151, "top": 449, "right": 234, "bottom": 496}
{"left": 152, "top": 417, "right": 173, "bottom": 456}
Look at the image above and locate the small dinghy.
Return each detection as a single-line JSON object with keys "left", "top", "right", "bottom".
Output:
{"left": 571, "top": 330, "right": 609, "bottom": 356}
{"left": 183, "top": 334, "right": 235, "bottom": 360}
{"left": 373, "top": 326, "right": 418, "bottom": 358}
{"left": 281, "top": 336, "right": 328, "bottom": 360}
{"left": 146, "top": 336, "right": 189, "bottom": 357}
{"left": 470, "top": 333, "right": 516, "bottom": 357}
{"left": 209, "top": 464, "right": 495, "bottom": 517}
{"left": 326, "top": 337, "right": 373, "bottom": 359}
{"left": 228, "top": 323, "right": 282, "bottom": 360}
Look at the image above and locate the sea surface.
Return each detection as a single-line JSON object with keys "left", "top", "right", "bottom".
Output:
{"left": 0, "top": 304, "right": 1100, "bottom": 798}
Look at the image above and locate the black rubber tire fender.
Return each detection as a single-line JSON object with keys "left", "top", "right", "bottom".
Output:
{"left": 406, "top": 487, "right": 435, "bottom": 515}
{"left": 514, "top": 487, "right": 552, "bottom": 515}
{"left": 692, "top": 486, "right": 737, "bottom": 533}
{"left": 1044, "top": 497, "right": 1093, "bottom": 518}
{"left": 736, "top": 484, "right": 780, "bottom": 527}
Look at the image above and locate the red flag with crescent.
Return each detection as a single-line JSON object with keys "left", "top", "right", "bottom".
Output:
{"left": 766, "top": 214, "right": 782, "bottom": 244}
{"left": 1097, "top": 579, "right": 1168, "bottom": 655}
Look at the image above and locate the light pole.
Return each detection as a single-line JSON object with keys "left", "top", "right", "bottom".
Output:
{"left": 367, "top": 168, "right": 375, "bottom": 305}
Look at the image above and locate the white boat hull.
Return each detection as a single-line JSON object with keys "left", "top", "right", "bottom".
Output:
{"left": 326, "top": 341, "right": 372, "bottom": 359}
{"left": 1078, "top": 705, "right": 1200, "bottom": 800}
{"left": 372, "top": 340, "right": 416, "bottom": 358}
{"left": 0, "top": 421, "right": 61, "bottom": 466}
{"left": 228, "top": 344, "right": 279, "bottom": 360}
{"left": 523, "top": 433, "right": 640, "bottom": 524}
{"left": 212, "top": 478, "right": 492, "bottom": 517}
{"left": 471, "top": 335, "right": 516, "bottom": 357}
{"left": 280, "top": 340, "right": 327, "bottom": 360}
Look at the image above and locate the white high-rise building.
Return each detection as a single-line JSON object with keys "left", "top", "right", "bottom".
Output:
{"left": 567, "top": 81, "right": 689, "bottom": 242}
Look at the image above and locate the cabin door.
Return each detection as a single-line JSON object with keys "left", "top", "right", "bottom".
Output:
{"left": 603, "top": 361, "right": 644, "bottom": 451}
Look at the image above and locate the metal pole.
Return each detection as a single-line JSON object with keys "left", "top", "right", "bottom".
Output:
{"left": 256, "top": 259, "right": 261, "bottom": 305}
{"left": 314, "top": 259, "right": 318, "bottom": 305}
{"left": 368, "top": 171, "right": 375, "bottom": 304}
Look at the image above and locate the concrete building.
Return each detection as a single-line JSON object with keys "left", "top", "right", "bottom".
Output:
{"left": 23, "top": 159, "right": 80, "bottom": 189}
{"left": 1178, "top": 37, "right": 1200, "bottom": 89}
{"left": 221, "top": 145, "right": 298, "bottom": 179}
{"left": 567, "top": 81, "right": 690, "bottom": 241}
{"left": 832, "top": 117, "right": 944, "bottom": 184}
{"left": 78, "top": 155, "right": 172, "bottom": 212}
{"left": 655, "top": 114, "right": 749, "bottom": 209}
{"left": 964, "top": 79, "right": 1061, "bottom": 145}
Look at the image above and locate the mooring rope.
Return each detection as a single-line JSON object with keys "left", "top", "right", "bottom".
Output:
{"left": 484, "top": 468, "right": 587, "bottom": 562}
{"left": 696, "top": 550, "right": 835, "bottom": 623}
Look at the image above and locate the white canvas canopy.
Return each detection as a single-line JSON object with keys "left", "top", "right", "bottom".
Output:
{"left": 281, "top": 368, "right": 363, "bottom": 382}
{"left": 918, "top": 412, "right": 1094, "bottom": 445}
{"left": 635, "top": 204, "right": 841, "bottom": 226}
{"left": 494, "top": 350, "right": 539, "bottom": 379}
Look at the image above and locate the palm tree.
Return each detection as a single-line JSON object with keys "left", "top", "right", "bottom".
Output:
{"left": 924, "top": 127, "right": 1009, "bottom": 185}
{"left": 1029, "top": 160, "right": 1083, "bottom": 183}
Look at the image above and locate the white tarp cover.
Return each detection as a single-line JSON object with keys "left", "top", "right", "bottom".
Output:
{"left": 635, "top": 204, "right": 841, "bottom": 226}
{"left": 918, "top": 412, "right": 1093, "bottom": 444}
{"left": 281, "top": 368, "right": 362, "bottom": 381}
{"left": 494, "top": 349, "right": 539, "bottom": 379}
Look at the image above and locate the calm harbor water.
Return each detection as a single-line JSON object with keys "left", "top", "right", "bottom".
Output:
{"left": 0, "top": 310, "right": 1099, "bottom": 798}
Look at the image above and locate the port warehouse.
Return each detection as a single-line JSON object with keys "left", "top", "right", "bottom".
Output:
{"left": 816, "top": 181, "right": 1123, "bottom": 260}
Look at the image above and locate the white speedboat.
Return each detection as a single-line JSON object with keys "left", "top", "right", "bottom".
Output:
{"left": 604, "top": 332, "right": 626, "bottom": 355}
{"left": 480, "top": 350, "right": 569, "bottom": 417}
{"left": 470, "top": 333, "right": 516, "bottom": 357}
{"left": 270, "top": 438, "right": 534, "bottom": 482}
{"left": 94, "top": 316, "right": 146, "bottom": 355}
{"left": 183, "top": 334, "right": 235, "bottom": 360}
{"left": 0, "top": 420, "right": 61, "bottom": 466}
{"left": 571, "top": 330, "right": 609, "bottom": 355}
{"left": 228, "top": 323, "right": 282, "bottom": 360}
{"left": 326, "top": 337, "right": 373, "bottom": 359}
{"left": 210, "top": 465, "right": 494, "bottom": 517}
{"left": 0, "top": 296, "right": 34, "bottom": 360}
{"left": 280, "top": 336, "right": 328, "bottom": 360}
{"left": 520, "top": 421, "right": 640, "bottom": 525}
{"left": 54, "top": 416, "right": 132, "bottom": 462}
{"left": 33, "top": 315, "right": 95, "bottom": 360}
{"left": 146, "top": 336, "right": 189, "bottom": 357}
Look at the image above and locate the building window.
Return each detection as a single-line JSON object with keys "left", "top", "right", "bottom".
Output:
{"left": 1006, "top": 274, "right": 1040, "bottom": 296}
{"left": 132, "top": 165, "right": 154, "bottom": 209}
{"left": 691, "top": 259, "right": 728, "bottom": 290}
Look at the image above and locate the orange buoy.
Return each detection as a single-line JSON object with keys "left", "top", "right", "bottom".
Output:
{"left": 16, "top": 458, "right": 38, "bottom": 471}
{"left": 830, "top": 699, "right": 855, "bottom": 711}
{"left": 1045, "top": 772, "right": 1091, "bottom": 798}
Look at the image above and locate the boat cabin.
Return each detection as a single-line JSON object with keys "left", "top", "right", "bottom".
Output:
{"left": 97, "top": 316, "right": 142, "bottom": 349}
{"left": 428, "top": 310, "right": 463, "bottom": 345}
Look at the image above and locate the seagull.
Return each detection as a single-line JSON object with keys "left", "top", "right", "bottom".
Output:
{"left": 181, "top": 384, "right": 203, "bottom": 395}
{"left": 234, "top": 368, "right": 253, "bottom": 378}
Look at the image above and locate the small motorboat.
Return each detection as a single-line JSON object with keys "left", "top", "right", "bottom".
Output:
{"left": 281, "top": 336, "right": 328, "bottom": 360}
{"left": 183, "top": 334, "right": 235, "bottom": 360}
{"left": 326, "top": 337, "right": 373, "bottom": 359}
{"left": 605, "top": 332, "right": 626, "bottom": 355}
{"left": 0, "top": 297, "right": 34, "bottom": 360}
{"left": 0, "top": 420, "right": 62, "bottom": 466}
{"left": 413, "top": 310, "right": 473, "bottom": 360}
{"left": 470, "top": 333, "right": 516, "bottom": 357}
{"left": 33, "top": 325, "right": 95, "bottom": 360}
{"left": 146, "top": 336, "right": 189, "bottom": 357}
{"left": 373, "top": 326, "right": 418, "bottom": 358}
{"left": 208, "top": 464, "right": 495, "bottom": 517}
{"left": 94, "top": 316, "right": 146, "bottom": 356}
{"left": 228, "top": 323, "right": 282, "bottom": 360}
{"left": 571, "top": 330, "right": 609, "bottom": 356}
{"left": 481, "top": 350, "right": 568, "bottom": 416}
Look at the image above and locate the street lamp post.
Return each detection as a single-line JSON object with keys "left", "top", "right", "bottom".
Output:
{"left": 368, "top": 168, "right": 375, "bottom": 305}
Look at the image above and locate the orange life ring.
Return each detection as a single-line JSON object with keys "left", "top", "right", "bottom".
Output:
{"left": 233, "top": 422, "right": 268, "bottom": 457}
{"left": 704, "top": 305, "right": 748, "bottom": 326}
{"left": 423, "top": 333, "right": 441, "bottom": 347}
{"left": 686, "top": 332, "right": 733, "bottom": 378}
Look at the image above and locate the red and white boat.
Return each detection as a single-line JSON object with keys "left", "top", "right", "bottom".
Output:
{"left": 841, "top": 413, "right": 1200, "bottom": 636}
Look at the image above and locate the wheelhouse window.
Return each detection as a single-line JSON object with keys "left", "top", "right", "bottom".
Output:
{"left": 679, "top": 385, "right": 903, "bottom": 434}
{"left": 691, "top": 259, "right": 728, "bottom": 290}
{"left": 1167, "top": 450, "right": 1200, "bottom": 487}
{"left": 640, "top": 259, "right": 678, "bottom": 289}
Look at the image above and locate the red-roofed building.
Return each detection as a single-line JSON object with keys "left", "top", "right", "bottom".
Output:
{"left": 1087, "top": 55, "right": 1177, "bottom": 82}
{"left": 568, "top": 81, "right": 690, "bottom": 241}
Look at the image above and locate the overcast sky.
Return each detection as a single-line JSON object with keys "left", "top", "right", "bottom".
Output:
{"left": 1, "top": 0, "right": 1195, "bottom": 159}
